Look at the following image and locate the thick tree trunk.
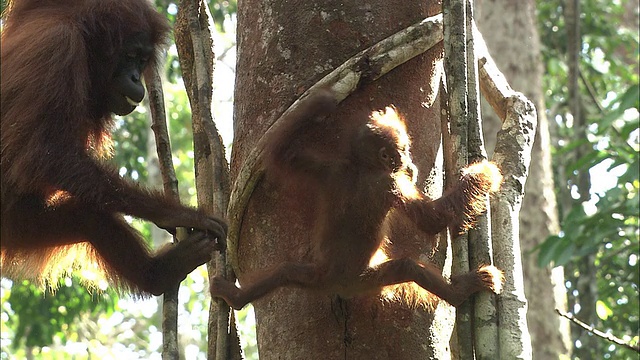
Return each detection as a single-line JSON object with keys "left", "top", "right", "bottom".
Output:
{"left": 475, "top": 0, "right": 572, "bottom": 358}
{"left": 231, "top": 1, "right": 453, "bottom": 358}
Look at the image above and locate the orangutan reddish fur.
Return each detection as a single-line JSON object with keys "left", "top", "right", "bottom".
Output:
{"left": 1, "top": 0, "right": 227, "bottom": 295}
{"left": 210, "top": 90, "right": 504, "bottom": 310}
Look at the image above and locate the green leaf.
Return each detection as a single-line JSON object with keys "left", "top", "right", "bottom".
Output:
{"left": 536, "top": 235, "right": 563, "bottom": 267}
{"left": 565, "top": 150, "right": 608, "bottom": 174}
{"left": 537, "top": 235, "right": 576, "bottom": 267}
{"left": 596, "top": 300, "right": 614, "bottom": 320}
{"left": 618, "top": 84, "right": 640, "bottom": 111}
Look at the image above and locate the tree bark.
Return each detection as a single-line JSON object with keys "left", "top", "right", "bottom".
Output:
{"left": 231, "top": 1, "right": 453, "bottom": 358}
{"left": 475, "top": 0, "right": 572, "bottom": 358}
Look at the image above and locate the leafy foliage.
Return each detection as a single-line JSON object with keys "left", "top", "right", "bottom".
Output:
{"left": 150, "top": 1, "right": 237, "bottom": 83}
{"left": 536, "top": 0, "right": 639, "bottom": 358}
{"left": 2, "top": 280, "right": 117, "bottom": 350}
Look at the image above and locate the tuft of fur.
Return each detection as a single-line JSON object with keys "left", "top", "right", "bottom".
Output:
{"left": 462, "top": 161, "right": 503, "bottom": 194}
{"left": 380, "top": 282, "right": 440, "bottom": 310}
{"left": 1, "top": 243, "right": 109, "bottom": 292}
{"left": 368, "top": 106, "right": 412, "bottom": 151}
{"left": 454, "top": 161, "right": 503, "bottom": 232}
{"left": 476, "top": 264, "right": 504, "bottom": 294}
{"left": 368, "top": 247, "right": 439, "bottom": 310}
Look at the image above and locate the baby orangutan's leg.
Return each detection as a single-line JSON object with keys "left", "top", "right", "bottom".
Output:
{"left": 357, "top": 259, "right": 503, "bottom": 307}
{"left": 210, "top": 262, "right": 320, "bottom": 310}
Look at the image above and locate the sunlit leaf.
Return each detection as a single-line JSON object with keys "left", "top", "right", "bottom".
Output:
{"left": 596, "top": 300, "right": 614, "bottom": 320}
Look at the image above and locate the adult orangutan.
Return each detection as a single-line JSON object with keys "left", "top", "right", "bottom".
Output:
{"left": 1, "top": 0, "right": 227, "bottom": 295}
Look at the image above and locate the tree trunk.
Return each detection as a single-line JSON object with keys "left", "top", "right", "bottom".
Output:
{"left": 475, "top": 1, "right": 572, "bottom": 358}
{"left": 231, "top": 1, "right": 453, "bottom": 358}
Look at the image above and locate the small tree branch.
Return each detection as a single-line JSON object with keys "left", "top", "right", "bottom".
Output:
{"left": 144, "top": 64, "right": 184, "bottom": 360}
{"left": 555, "top": 308, "right": 640, "bottom": 353}
{"left": 471, "top": 24, "right": 515, "bottom": 122}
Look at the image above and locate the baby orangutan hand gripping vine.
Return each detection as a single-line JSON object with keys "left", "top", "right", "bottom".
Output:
{"left": 1, "top": 0, "right": 227, "bottom": 296}
{"left": 211, "top": 90, "right": 503, "bottom": 310}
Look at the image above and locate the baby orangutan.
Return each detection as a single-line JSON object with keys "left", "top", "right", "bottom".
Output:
{"left": 211, "top": 90, "right": 504, "bottom": 310}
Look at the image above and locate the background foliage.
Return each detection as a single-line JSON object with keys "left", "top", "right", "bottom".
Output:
{"left": 536, "top": 0, "right": 639, "bottom": 359}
